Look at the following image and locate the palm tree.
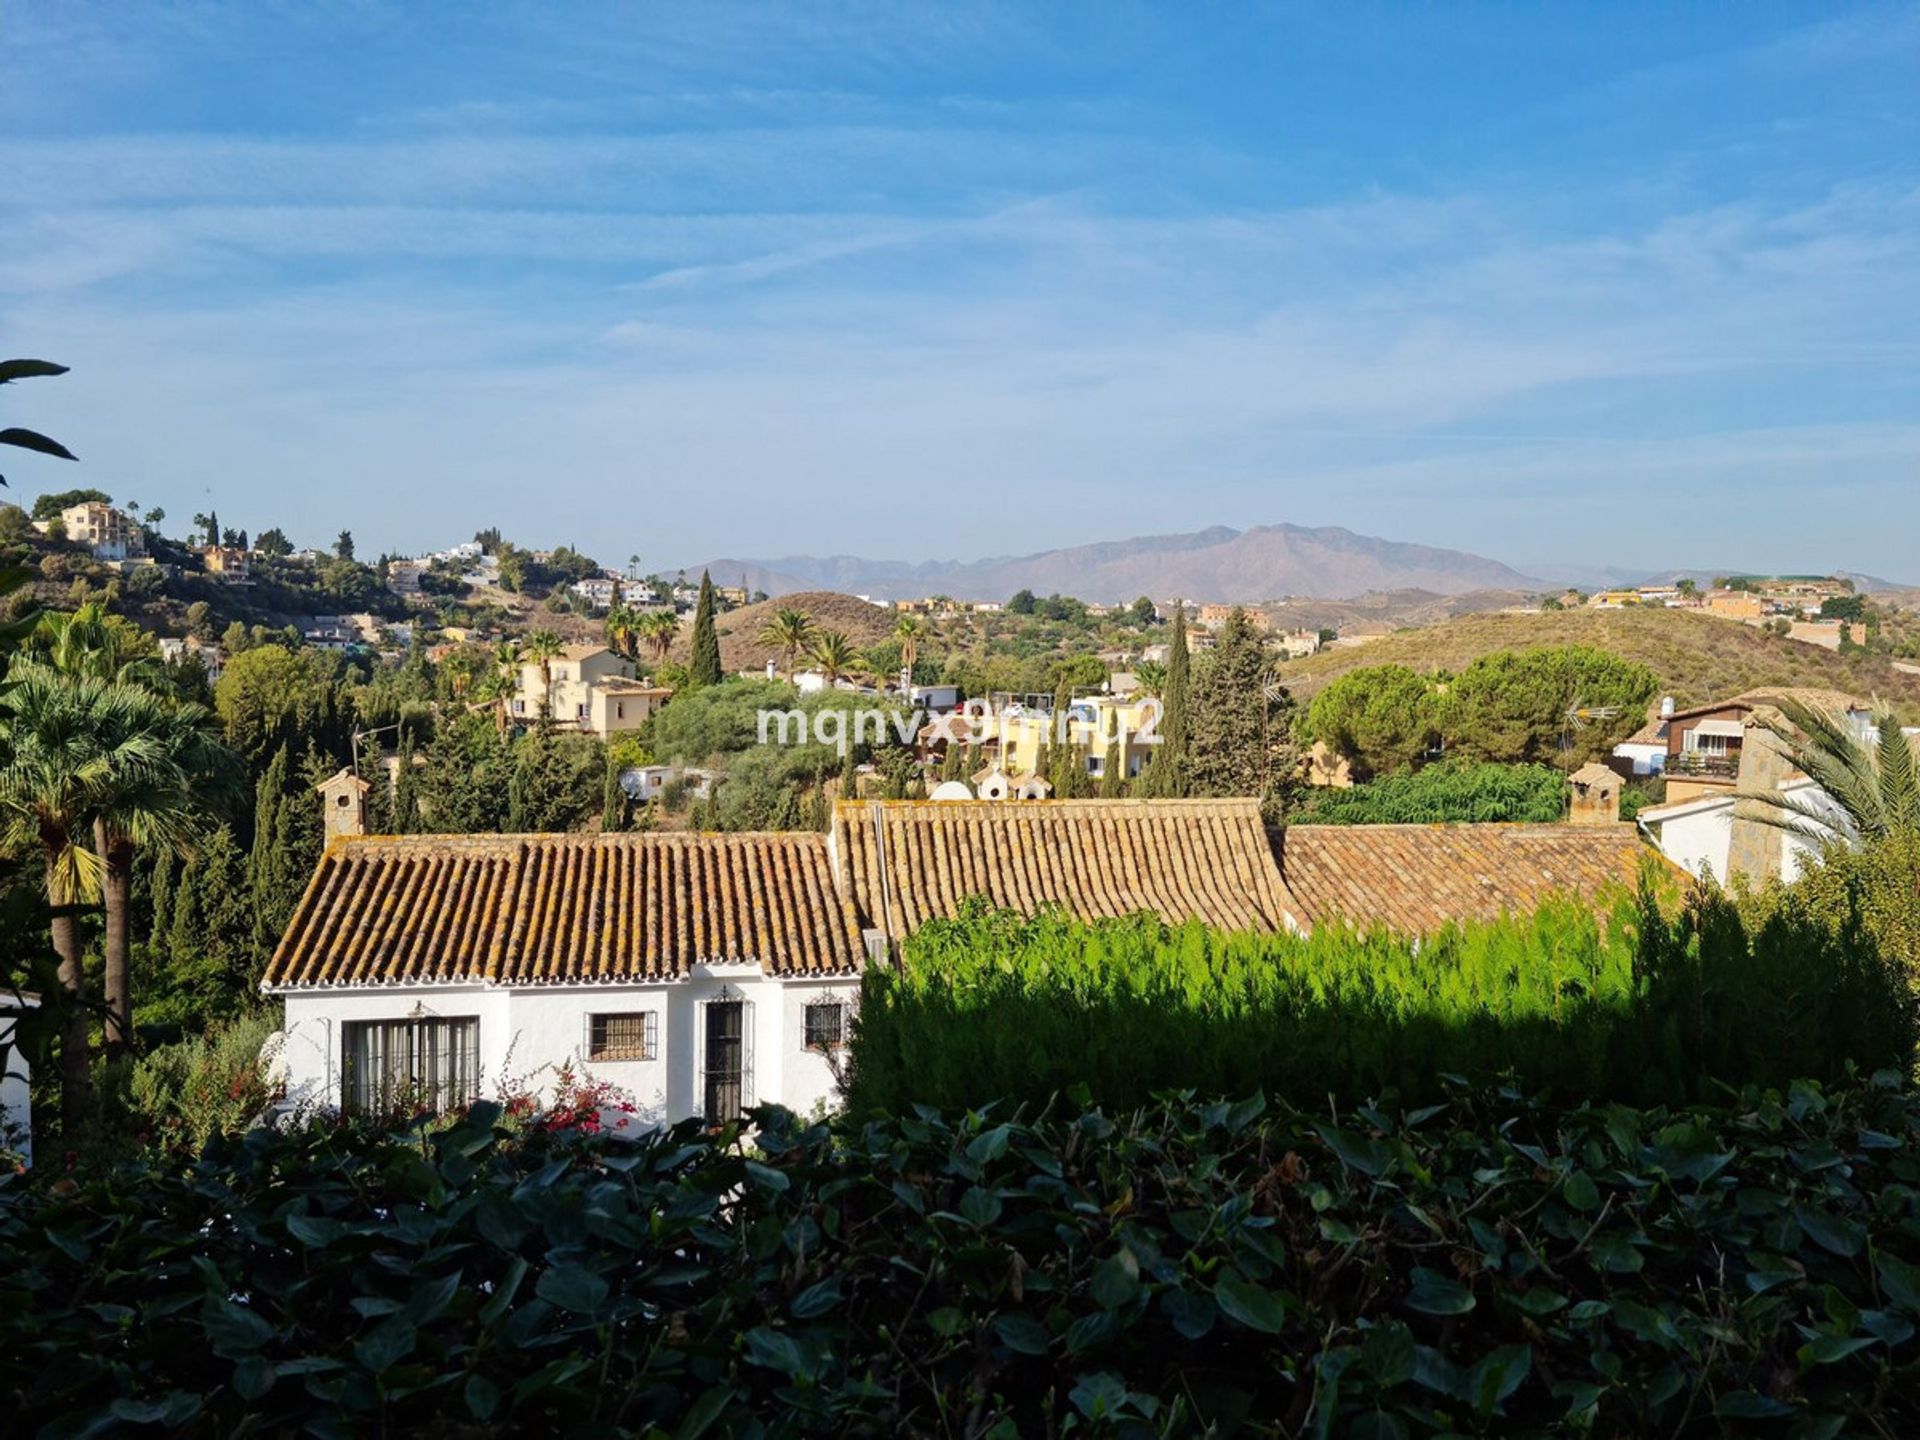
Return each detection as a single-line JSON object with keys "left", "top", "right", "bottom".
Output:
{"left": 893, "top": 615, "right": 926, "bottom": 685}
{"left": 759, "top": 607, "right": 816, "bottom": 679}
{"left": 0, "top": 667, "right": 177, "bottom": 1128}
{"left": 639, "top": 609, "right": 679, "bottom": 665}
{"left": 524, "top": 631, "right": 562, "bottom": 720}
{"left": 807, "top": 629, "right": 860, "bottom": 687}
{"left": 1737, "top": 697, "right": 1920, "bottom": 846}
{"left": 92, "top": 695, "right": 231, "bottom": 1060}
{"left": 605, "top": 604, "right": 640, "bottom": 662}
{"left": 1134, "top": 660, "right": 1168, "bottom": 699}
{"left": 27, "top": 607, "right": 232, "bottom": 1060}
{"left": 490, "top": 640, "right": 523, "bottom": 734}
{"left": 31, "top": 604, "right": 166, "bottom": 689}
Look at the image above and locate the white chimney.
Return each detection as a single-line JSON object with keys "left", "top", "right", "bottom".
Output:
{"left": 1659, "top": 695, "right": 1675, "bottom": 719}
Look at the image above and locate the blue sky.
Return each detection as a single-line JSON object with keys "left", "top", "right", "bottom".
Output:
{"left": 3, "top": 3, "right": 1917, "bottom": 579}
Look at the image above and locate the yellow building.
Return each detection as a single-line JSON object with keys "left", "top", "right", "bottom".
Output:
{"left": 983, "top": 695, "right": 1163, "bottom": 785}
{"left": 513, "top": 645, "right": 671, "bottom": 738}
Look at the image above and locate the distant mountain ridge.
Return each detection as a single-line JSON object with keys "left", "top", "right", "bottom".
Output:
{"left": 687, "top": 522, "right": 1545, "bottom": 605}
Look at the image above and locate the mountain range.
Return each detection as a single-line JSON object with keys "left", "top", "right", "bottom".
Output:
{"left": 686, "top": 523, "right": 1546, "bottom": 605}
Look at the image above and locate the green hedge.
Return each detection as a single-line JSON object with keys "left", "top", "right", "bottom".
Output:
{"left": 8, "top": 1081, "right": 1920, "bottom": 1435}
{"left": 847, "top": 884, "right": 1914, "bottom": 1113}
{"left": 1300, "top": 759, "right": 1569, "bottom": 824}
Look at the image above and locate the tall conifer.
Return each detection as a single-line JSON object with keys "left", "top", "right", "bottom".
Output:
{"left": 689, "top": 570, "right": 723, "bottom": 687}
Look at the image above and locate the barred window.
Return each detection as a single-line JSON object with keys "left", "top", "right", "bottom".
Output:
{"left": 588, "top": 1011, "right": 657, "bottom": 1061}
{"left": 804, "top": 1001, "right": 847, "bottom": 1052}
{"left": 342, "top": 1017, "right": 479, "bottom": 1117}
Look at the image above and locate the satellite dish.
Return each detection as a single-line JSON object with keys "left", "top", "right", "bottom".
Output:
{"left": 929, "top": 780, "right": 975, "bottom": 802}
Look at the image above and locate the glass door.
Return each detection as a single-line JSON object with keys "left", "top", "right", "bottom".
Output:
{"left": 703, "top": 1001, "right": 744, "bottom": 1124}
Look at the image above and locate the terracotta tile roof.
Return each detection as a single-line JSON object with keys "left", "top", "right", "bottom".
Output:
{"left": 832, "top": 798, "right": 1302, "bottom": 939}
{"left": 1277, "top": 823, "right": 1661, "bottom": 934}
{"left": 264, "top": 832, "right": 864, "bottom": 988}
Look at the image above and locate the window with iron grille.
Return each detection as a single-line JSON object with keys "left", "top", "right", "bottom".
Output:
{"left": 342, "top": 1016, "right": 480, "bottom": 1117}
{"left": 587, "top": 1011, "right": 657, "bottom": 1061}
{"left": 804, "top": 1000, "right": 847, "bottom": 1052}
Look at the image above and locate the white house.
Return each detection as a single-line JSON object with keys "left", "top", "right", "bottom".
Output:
{"left": 619, "top": 764, "right": 719, "bottom": 803}
{"left": 1, "top": 990, "right": 38, "bottom": 1166}
{"left": 265, "top": 810, "right": 868, "bottom": 1128}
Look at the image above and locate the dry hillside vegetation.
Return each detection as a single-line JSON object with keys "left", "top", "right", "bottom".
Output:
{"left": 677, "top": 590, "right": 907, "bottom": 672}
{"left": 1278, "top": 606, "right": 1920, "bottom": 716}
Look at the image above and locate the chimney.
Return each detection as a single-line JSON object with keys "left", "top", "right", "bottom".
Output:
{"left": 316, "top": 767, "right": 372, "bottom": 842}
{"left": 1567, "top": 763, "right": 1622, "bottom": 826}
{"left": 1659, "top": 695, "right": 1675, "bottom": 719}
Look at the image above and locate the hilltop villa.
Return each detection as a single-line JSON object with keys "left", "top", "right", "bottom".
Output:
{"left": 266, "top": 778, "right": 1664, "bottom": 1129}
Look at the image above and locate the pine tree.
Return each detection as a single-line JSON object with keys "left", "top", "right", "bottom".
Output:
{"left": 1187, "top": 607, "right": 1297, "bottom": 802}
{"left": 689, "top": 570, "right": 723, "bottom": 687}
{"left": 1140, "top": 603, "right": 1190, "bottom": 797}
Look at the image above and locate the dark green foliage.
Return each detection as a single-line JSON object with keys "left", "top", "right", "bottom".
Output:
{"left": 28, "top": 489, "right": 109, "bottom": 521}
{"left": 389, "top": 732, "right": 421, "bottom": 834}
{"left": 506, "top": 723, "right": 602, "bottom": 832}
{"left": 246, "top": 746, "right": 317, "bottom": 958}
{"left": 1300, "top": 661, "right": 1441, "bottom": 775}
{"left": 1186, "top": 607, "right": 1293, "bottom": 799}
{"left": 689, "top": 569, "right": 722, "bottom": 687}
{"left": 10, "top": 1079, "right": 1920, "bottom": 1435}
{"left": 848, "top": 884, "right": 1913, "bottom": 1113}
{"left": 1304, "top": 758, "right": 1569, "bottom": 824}
{"left": 1442, "top": 644, "right": 1659, "bottom": 768}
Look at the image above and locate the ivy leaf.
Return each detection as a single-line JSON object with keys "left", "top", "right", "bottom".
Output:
{"left": 1877, "top": 1252, "right": 1920, "bottom": 1312}
{"left": 1160, "top": 1288, "right": 1217, "bottom": 1340}
{"left": 790, "top": 1275, "right": 843, "bottom": 1319}
{"left": 535, "top": 1265, "right": 609, "bottom": 1317}
{"left": 1798, "top": 1334, "right": 1876, "bottom": 1367}
{"left": 1405, "top": 1268, "right": 1475, "bottom": 1316}
{"left": 993, "top": 1313, "right": 1051, "bottom": 1355}
{"left": 1214, "top": 1274, "right": 1289, "bottom": 1334}
{"left": 1797, "top": 1208, "right": 1865, "bottom": 1259}
{"left": 1716, "top": 1391, "right": 1794, "bottom": 1420}
{"left": 1314, "top": 1123, "right": 1394, "bottom": 1177}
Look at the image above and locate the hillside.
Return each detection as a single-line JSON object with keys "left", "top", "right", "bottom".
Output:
{"left": 1278, "top": 606, "right": 1920, "bottom": 716}
{"left": 1261, "top": 588, "right": 1533, "bottom": 633}
{"left": 687, "top": 521, "right": 1542, "bottom": 605}
{"left": 673, "top": 590, "right": 903, "bottom": 673}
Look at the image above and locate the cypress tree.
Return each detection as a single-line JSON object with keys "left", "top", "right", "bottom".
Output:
{"left": 601, "top": 750, "right": 628, "bottom": 833}
{"left": 1140, "top": 603, "right": 1190, "bottom": 797}
{"left": 839, "top": 748, "right": 858, "bottom": 802}
{"left": 689, "top": 570, "right": 723, "bottom": 687}
{"left": 1098, "top": 712, "right": 1127, "bottom": 799}
{"left": 148, "top": 845, "right": 176, "bottom": 949}
{"left": 391, "top": 733, "right": 420, "bottom": 835}
{"left": 248, "top": 747, "right": 297, "bottom": 956}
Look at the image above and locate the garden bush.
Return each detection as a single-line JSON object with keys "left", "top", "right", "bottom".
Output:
{"left": 8, "top": 1079, "right": 1920, "bottom": 1435}
{"left": 848, "top": 883, "right": 1913, "bottom": 1114}
{"left": 1300, "top": 759, "right": 1568, "bottom": 824}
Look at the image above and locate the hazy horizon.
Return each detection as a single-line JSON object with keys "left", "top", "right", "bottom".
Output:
{"left": 3, "top": 3, "right": 1917, "bottom": 578}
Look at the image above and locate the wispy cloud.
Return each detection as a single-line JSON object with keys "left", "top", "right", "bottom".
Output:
{"left": 1, "top": 2, "right": 1916, "bottom": 578}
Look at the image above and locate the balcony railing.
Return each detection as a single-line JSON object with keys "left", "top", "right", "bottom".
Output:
{"left": 1665, "top": 750, "right": 1739, "bottom": 780}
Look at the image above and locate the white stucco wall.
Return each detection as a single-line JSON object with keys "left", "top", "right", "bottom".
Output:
{"left": 1, "top": 1003, "right": 34, "bottom": 1166}
{"left": 275, "top": 970, "right": 862, "bottom": 1128}
{"left": 1649, "top": 803, "right": 1734, "bottom": 881}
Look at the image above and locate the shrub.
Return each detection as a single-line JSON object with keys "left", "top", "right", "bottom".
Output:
{"left": 1302, "top": 758, "right": 1567, "bottom": 823}
{"left": 7, "top": 1080, "right": 1920, "bottom": 1435}
{"left": 847, "top": 884, "right": 1913, "bottom": 1113}
{"left": 128, "top": 1011, "right": 283, "bottom": 1150}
